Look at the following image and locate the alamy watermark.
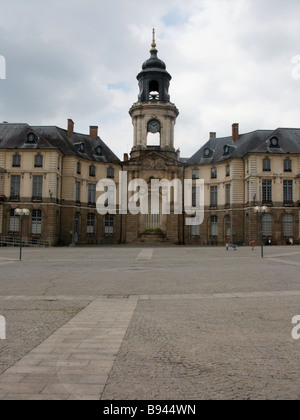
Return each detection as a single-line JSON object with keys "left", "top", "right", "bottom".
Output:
{"left": 0, "top": 55, "right": 6, "bottom": 79}
{"left": 96, "top": 172, "right": 204, "bottom": 226}
{"left": 291, "top": 55, "right": 300, "bottom": 80}
{"left": 0, "top": 315, "right": 5, "bottom": 339}
{"left": 291, "top": 315, "right": 300, "bottom": 340}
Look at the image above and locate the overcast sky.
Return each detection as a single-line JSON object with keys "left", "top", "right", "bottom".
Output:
{"left": 0, "top": 0, "right": 299, "bottom": 158}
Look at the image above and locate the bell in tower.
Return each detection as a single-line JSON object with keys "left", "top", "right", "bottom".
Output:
{"left": 137, "top": 29, "right": 171, "bottom": 102}
{"left": 129, "top": 30, "right": 179, "bottom": 159}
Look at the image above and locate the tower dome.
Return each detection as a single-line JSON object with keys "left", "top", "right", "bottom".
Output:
{"left": 136, "top": 30, "right": 171, "bottom": 102}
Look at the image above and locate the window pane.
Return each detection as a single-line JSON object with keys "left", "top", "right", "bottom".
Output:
{"left": 283, "top": 180, "right": 293, "bottom": 202}
{"left": 105, "top": 214, "right": 114, "bottom": 234}
{"left": 32, "top": 176, "right": 43, "bottom": 198}
{"left": 10, "top": 175, "right": 20, "bottom": 197}
{"left": 107, "top": 167, "right": 114, "bottom": 178}
{"left": 283, "top": 214, "right": 293, "bottom": 237}
{"left": 87, "top": 213, "right": 95, "bottom": 233}
{"left": 192, "top": 169, "right": 199, "bottom": 180}
{"left": 262, "top": 213, "right": 272, "bottom": 237}
{"left": 9, "top": 209, "right": 19, "bottom": 232}
{"left": 12, "top": 155, "right": 21, "bottom": 167}
{"left": 225, "top": 215, "right": 231, "bottom": 237}
{"left": 284, "top": 159, "right": 292, "bottom": 172}
{"left": 191, "top": 224, "right": 200, "bottom": 237}
{"left": 34, "top": 155, "right": 43, "bottom": 167}
{"left": 88, "top": 184, "right": 96, "bottom": 204}
{"left": 89, "top": 166, "right": 95, "bottom": 177}
{"left": 31, "top": 210, "right": 42, "bottom": 234}
{"left": 210, "top": 215, "right": 218, "bottom": 236}
{"left": 263, "top": 159, "right": 271, "bottom": 171}
{"left": 76, "top": 182, "right": 80, "bottom": 202}
{"left": 262, "top": 180, "right": 272, "bottom": 203}
{"left": 210, "top": 186, "right": 218, "bottom": 206}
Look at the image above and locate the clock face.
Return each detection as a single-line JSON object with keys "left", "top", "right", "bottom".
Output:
{"left": 148, "top": 119, "right": 160, "bottom": 133}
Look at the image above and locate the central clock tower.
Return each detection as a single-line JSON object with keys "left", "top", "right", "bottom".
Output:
{"left": 129, "top": 30, "right": 179, "bottom": 159}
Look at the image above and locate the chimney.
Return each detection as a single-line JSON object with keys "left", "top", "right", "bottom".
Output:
{"left": 209, "top": 132, "right": 216, "bottom": 139}
{"left": 123, "top": 153, "right": 129, "bottom": 162}
{"left": 67, "top": 119, "right": 74, "bottom": 138}
{"left": 232, "top": 123, "right": 239, "bottom": 143}
{"left": 89, "top": 125, "right": 98, "bottom": 140}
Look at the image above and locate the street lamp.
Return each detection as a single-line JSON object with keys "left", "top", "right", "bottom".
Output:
{"left": 254, "top": 205, "right": 268, "bottom": 258}
{"left": 14, "top": 208, "right": 30, "bottom": 261}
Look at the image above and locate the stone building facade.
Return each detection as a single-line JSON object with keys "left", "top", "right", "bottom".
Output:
{"left": 0, "top": 35, "right": 299, "bottom": 246}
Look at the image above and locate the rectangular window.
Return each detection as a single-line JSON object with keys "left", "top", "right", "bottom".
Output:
{"left": 211, "top": 167, "right": 217, "bottom": 179}
{"left": 89, "top": 165, "right": 95, "bottom": 177}
{"left": 210, "top": 215, "right": 218, "bottom": 237}
{"left": 31, "top": 209, "right": 42, "bottom": 235}
{"left": 107, "top": 167, "right": 114, "bottom": 179}
{"left": 75, "top": 181, "right": 81, "bottom": 203}
{"left": 12, "top": 155, "right": 21, "bottom": 167}
{"left": 192, "top": 169, "right": 199, "bottom": 180}
{"left": 283, "top": 180, "right": 293, "bottom": 203}
{"left": 262, "top": 213, "right": 272, "bottom": 237}
{"left": 34, "top": 155, "right": 43, "bottom": 168}
{"left": 284, "top": 159, "right": 292, "bottom": 172}
{"left": 210, "top": 186, "right": 218, "bottom": 207}
{"left": 32, "top": 175, "right": 43, "bottom": 199}
{"left": 225, "top": 184, "right": 230, "bottom": 206}
{"left": 88, "top": 184, "right": 96, "bottom": 205}
{"left": 10, "top": 175, "right": 20, "bottom": 199}
{"left": 77, "top": 162, "right": 81, "bottom": 174}
{"left": 262, "top": 180, "right": 272, "bottom": 203}
{"left": 225, "top": 215, "right": 231, "bottom": 237}
{"left": 226, "top": 165, "right": 230, "bottom": 177}
{"left": 105, "top": 214, "right": 114, "bottom": 235}
{"left": 191, "top": 223, "right": 200, "bottom": 237}
{"left": 87, "top": 213, "right": 95, "bottom": 234}
{"left": 9, "top": 209, "right": 19, "bottom": 233}
{"left": 283, "top": 214, "right": 293, "bottom": 237}
{"left": 263, "top": 159, "right": 271, "bottom": 171}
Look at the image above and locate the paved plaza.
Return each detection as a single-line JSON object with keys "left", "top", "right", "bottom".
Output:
{"left": 0, "top": 244, "right": 299, "bottom": 400}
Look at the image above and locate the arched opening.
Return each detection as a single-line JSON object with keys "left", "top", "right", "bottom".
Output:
{"left": 149, "top": 80, "right": 159, "bottom": 100}
{"left": 147, "top": 132, "right": 160, "bottom": 146}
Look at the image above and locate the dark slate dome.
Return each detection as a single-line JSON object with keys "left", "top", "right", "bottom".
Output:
{"left": 142, "top": 51, "right": 166, "bottom": 70}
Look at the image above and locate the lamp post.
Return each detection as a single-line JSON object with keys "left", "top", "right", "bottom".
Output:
{"left": 14, "top": 208, "right": 30, "bottom": 261}
{"left": 254, "top": 205, "right": 268, "bottom": 258}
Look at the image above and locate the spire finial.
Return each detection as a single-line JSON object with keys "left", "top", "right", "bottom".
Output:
{"left": 150, "top": 28, "right": 157, "bottom": 53}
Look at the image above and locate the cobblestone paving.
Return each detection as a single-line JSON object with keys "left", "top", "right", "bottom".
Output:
{"left": 102, "top": 295, "right": 300, "bottom": 400}
{"left": 0, "top": 245, "right": 299, "bottom": 400}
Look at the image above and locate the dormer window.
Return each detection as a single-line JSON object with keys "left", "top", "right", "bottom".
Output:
{"left": 269, "top": 136, "right": 279, "bottom": 148}
{"left": 26, "top": 132, "right": 37, "bottom": 143}
{"left": 74, "top": 142, "right": 85, "bottom": 153}
{"left": 93, "top": 145, "right": 103, "bottom": 156}
{"left": 203, "top": 148, "right": 213, "bottom": 158}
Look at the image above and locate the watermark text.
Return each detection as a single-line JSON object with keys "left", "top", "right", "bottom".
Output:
{"left": 291, "top": 315, "right": 300, "bottom": 340}
{"left": 96, "top": 171, "right": 204, "bottom": 226}
{"left": 0, "top": 315, "right": 6, "bottom": 339}
{"left": 0, "top": 55, "right": 6, "bottom": 79}
{"left": 291, "top": 55, "right": 300, "bottom": 80}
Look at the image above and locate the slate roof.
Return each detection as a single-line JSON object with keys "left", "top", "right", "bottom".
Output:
{"left": 188, "top": 128, "right": 300, "bottom": 165}
{"left": 0, "top": 123, "right": 120, "bottom": 163}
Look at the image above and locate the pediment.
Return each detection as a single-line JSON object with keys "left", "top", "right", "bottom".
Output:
{"left": 125, "top": 151, "right": 183, "bottom": 170}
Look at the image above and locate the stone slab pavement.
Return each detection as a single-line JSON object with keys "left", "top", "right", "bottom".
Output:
{"left": 0, "top": 245, "right": 299, "bottom": 400}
